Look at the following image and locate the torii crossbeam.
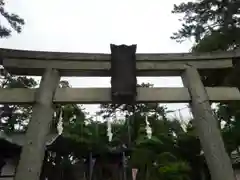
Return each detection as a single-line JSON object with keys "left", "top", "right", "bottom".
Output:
{"left": 0, "top": 46, "right": 239, "bottom": 180}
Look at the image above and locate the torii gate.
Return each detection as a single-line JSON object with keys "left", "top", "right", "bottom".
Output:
{"left": 1, "top": 45, "right": 240, "bottom": 180}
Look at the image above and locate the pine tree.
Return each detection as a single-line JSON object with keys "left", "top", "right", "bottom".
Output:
{"left": 172, "top": 0, "right": 240, "bottom": 52}
{"left": 0, "top": 0, "right": 24, "bottom": 38}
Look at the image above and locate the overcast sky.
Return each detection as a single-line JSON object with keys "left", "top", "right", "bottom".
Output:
{"left": 0, "top": 0, "right": 194, "bottom": 119}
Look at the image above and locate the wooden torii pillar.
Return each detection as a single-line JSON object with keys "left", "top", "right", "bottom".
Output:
{"left": 182, "top": 65, "right": 236, "bottom": 180}
{"left": 0, "top": 47, "right": 239, "bottom": 180}
{"left": 14, "top": 69, "right": 60, "bottom": 180}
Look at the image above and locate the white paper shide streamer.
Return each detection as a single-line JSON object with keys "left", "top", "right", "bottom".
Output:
{"left": 57, "top": 108, "right": 63, "bottom": 135}
{"left": 107, "top": 117, "right": 113, "bottom": 142}
{"left": 145, "top": 115, "right": 152, "bottom": 139}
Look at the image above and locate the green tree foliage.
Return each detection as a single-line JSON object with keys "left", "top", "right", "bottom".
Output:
{"left": 0, "top": 2, "right": 202, "bottom": 179}
{"left": 0, "top": 70, "right": 37, "bottom": 133}
{"left": 172, "top": 0, "right": 240, "bottom": 52}
{"left": 0, "top": 0, "right": 24, "bottom": 38}
{"left": 172, "top": 0, "right": 240, "bottom": 149}
{"left": 38, "top": 83, "right": 194, "bottom": 180}
{"left": 0, "top": 1, "right": 33, "bottom": 133}
{"left": 172, "top": 0, "right": 240, "bottom": 179}
{"left": 91, "top": 84, "right": 192, "bottom": 180}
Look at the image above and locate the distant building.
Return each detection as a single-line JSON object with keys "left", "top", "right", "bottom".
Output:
{"left": 231, "top": 149, "right": 240, "bottom": 180}
{"left": 0, "top": 132, "right": 59, "bottom": 180}
{"left": 0, "top": 132, "right": 128, "bottom": 180}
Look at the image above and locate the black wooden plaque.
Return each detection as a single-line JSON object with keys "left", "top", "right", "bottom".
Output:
{"left": 110, "top": 44, "right": 137, "bottom": 104}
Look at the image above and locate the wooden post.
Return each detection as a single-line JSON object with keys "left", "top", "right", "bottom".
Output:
{"left": 181, "top": 65, "right": 236, "bottom": 180}
{"left": 14, "top": 68, "right": 60, "bottom": 180}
